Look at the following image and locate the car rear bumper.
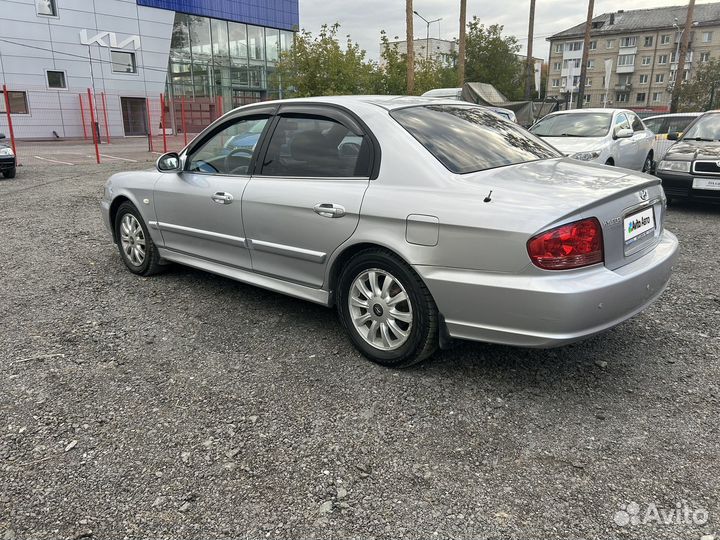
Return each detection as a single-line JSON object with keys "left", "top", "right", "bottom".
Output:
{"left": 657, "top": 171, "right": 720, "bottom": 202}
{"left": 415, "top": 230, "right": 679, "bottom": 348}
{"left": 0, "top": 156, "right": 16, "bottom": 171}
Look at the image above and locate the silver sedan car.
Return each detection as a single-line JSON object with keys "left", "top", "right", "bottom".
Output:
{"left": 101, "top": 96, "right": 678, "bottom": 367}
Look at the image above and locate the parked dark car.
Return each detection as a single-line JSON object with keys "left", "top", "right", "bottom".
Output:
{"left": 0, "top": 133, "right": 16, "bottom": 179}
{"left": 655, "top": 111, "right": 720, "bottom": 203}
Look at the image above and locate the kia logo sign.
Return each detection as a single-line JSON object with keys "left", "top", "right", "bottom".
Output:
{"left": 80, "top": 30, "right": 140, "bottom": 50}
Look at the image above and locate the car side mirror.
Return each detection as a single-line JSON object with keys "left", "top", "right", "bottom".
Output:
{"left": 667, "top": 131, "right": 679, "bottom": 141}
{"left": 0, "top": 133, "right": 5, "bottom": 140}
{"left": 614, "top": 127, "right": 634, "bottom": 139}
{"left": 156, "top": 152, "right": 181, "bottom": 172}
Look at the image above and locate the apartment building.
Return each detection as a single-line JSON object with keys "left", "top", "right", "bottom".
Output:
{"left": 385, "top": 38, "right": 457, "bottom": 67}
{"left": 547, "top": 3, "right": 720, "bottom": 111}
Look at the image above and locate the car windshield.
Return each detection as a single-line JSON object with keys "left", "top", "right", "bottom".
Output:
{"left": 530, "top": 112, "right": 613, "bottom": 137}
{"left": 391, "top": 104, "right": 561, "bottom": 174}
{"left": 680, "top": 113, "right": 720, "bottom": 141}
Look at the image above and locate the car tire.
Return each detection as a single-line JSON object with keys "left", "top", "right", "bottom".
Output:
{"left": 3, "top": 167, "right": 15, "bottom": 179}
{"left": 114, "top": 201, "right": 164, "bottom": 276}
{"left": 337, "top": 248, "right": 438, "bottom": 368}
{"left": 642, "top": 152, "right": 653, "bottom": 173}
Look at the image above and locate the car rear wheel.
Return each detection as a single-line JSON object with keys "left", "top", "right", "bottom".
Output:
{"left": 114, "top": 201, "right": 164, "bottom": 276}
{"left": 337, "top": 248, "right": 438, "bottom": 368}
{"left": 2, "top": 167, "right": 15, "bottom": 179}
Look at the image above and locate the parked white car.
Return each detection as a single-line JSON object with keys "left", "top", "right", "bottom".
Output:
{"left": 643, "top": 112, "right": 702, "bottom": 162}
{"left": 529, "top": 108, "right": 655, "bottom": 172}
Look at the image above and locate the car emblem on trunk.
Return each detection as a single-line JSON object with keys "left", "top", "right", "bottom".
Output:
{"left": 639, "top": 189, "right": 649, "bottom": 201}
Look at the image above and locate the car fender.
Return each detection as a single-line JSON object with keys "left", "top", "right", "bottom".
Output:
{"left": 106, "top": 171, "right": 163, "bottom": 245}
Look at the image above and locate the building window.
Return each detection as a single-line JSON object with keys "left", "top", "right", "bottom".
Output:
{"left": 639, "top": 74, "right": 649, "bottom": 84}
{"left": 0, "top": 91, "right": 29, "bottom": 114}
{"left": 573, "top": 75, "right": 580, "bottom": 86}
{"left": 555, "top": 43, "right": 563, "bottom": 53}
{"left": 658, "top": 54, "right": 668, "bottom": 64}
{"left": 701, "top": 51, "right": 710, "bottom": 62}
{"left": 36, "top": 0, "right": 56, "bottom": 16}
{"left": 619, "top": 74, "right": 632, "bottom": 86}
{"left": 587, "top": 59, "right": 595, "bottom": 69}
{"left": 606, "top": 39, "right": 615, "bottom": 49}
{"left": 551, "top": 79, "right": 560, "bottom": 88}
{"left": 703, "top": 31, "right": 713, "bottom": 43}
{"left": 589, "top": 40, "right": 597, "bottom": 50}
{"left": 616, "top": 93, "right": 629, "bottom": 102}
{"left": 655, "top": 73, "right": 664, "bottom": 83}
{"left": 553, "top": 61, "right": 561, "bottom": 70}
{"left": 247, "top": 25, "right": 265, "bottom": 61}
{"left": 586, "top": 78, "right": 592, "bottom": 86}
{"left": 618, "top": 54, "right": 635, "bottom": 66}
{"left": 652, "top": 92, "right": 662, "bottom": 102}
{"left": 644, "top": 36, "right": 654, "bottom": 47}
{"left": 566, "top": 41, "right": 582, "bottom": 51}
{"left": 111, "top": 51, "right": 137, "bottom": 73}
{"left": 641, "top": 56, "right": 651, "bottom": 65}
{"left": 561, "top": 77, "right": 567, "bottom": 87}
{"left": 661, "top": 34, "right": 671, "bottom": 44}
{"left": 636, "top": 92, "right": 646, "bottom": 102}
{"left": 620, "top": 36, "right": 637, "bottom": 47}
{"left": 46, "top": 70, "right": 66, "bottom": 89}
{"left": 584, "top": 94, "right": 591, "bottom": 103}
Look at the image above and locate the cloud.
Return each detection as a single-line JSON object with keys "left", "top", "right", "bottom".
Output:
{"left": 300, "top": 0, "right": 716, "bottom": 62}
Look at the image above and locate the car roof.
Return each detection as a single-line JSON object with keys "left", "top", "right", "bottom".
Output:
{"left": 241, "top": 95, "right": 482, "bottom": 112}
{"left": 644, "top": 112, "right": 703, "bottom": 120}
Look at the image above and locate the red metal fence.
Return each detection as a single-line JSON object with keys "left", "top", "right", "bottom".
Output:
{"left": 0, "top": 85, "right": 228, "bottom": 167}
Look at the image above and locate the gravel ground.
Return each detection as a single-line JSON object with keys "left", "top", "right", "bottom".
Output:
{"left": 1, "top": 161, "right": 719, "bottom": 540}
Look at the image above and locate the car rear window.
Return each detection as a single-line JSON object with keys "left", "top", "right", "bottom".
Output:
{"left": 391, "top": 104, "right": 561, "bottom": 174}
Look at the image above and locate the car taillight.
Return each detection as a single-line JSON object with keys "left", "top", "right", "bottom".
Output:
{"left": 527, "top": 217, "right": 604, "bottom": 270}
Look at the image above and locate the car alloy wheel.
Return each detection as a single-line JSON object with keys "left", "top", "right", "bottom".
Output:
{"left": 642, "top": 154, "right": 653, "bottom": 173}
{"left": 119, "top": 213, "right": 146, "bottom": 267}
{"left": 348, "top": 268, "right": 413, "bottom": 351}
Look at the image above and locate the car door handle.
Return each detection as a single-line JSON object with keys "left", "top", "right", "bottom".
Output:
{"left": 211, "top": 192, "right": 233, "bottom": 205}
{"left": 313, "top": 203, "right": 345, "bottom": 218}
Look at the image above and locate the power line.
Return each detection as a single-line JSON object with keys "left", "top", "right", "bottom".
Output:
{"left": 0, "top": 37, "right": 173, "bottom": 75}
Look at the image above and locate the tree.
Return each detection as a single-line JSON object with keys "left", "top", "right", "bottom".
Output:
{"left": 274, "top": 23, "right": 376, "bottom": 97}
{"left": 677, "top": 59, "right": 720, "bottom": 111}
{"left": 463, "top": 17, "right": 523, "bottom": 100}
{"left": 377, "top": 32, "right": 456, "bottom": 95}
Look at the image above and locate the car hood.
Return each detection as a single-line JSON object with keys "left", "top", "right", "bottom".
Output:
{"left": 537, "top": 136, "right": 607, "bottom": 156}
{"left": 663, "top": 140, "right": 720, "bottom": 161}
{"left": 459, "top": 157, "right": 660, "bottom": 230}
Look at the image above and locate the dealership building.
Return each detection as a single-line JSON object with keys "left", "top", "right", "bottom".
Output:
{"left": 0, "top": 0, "right": 298, "bottom": 138}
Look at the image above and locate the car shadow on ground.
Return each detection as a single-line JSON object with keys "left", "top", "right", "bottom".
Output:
{"left": 153, "top": 261, "right": 645, "bottom": 400}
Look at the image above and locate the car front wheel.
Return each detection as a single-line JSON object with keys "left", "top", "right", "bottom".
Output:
{"left": 114, "top": 201, "right": 164, "bottom": 276}
{"left": 337, "top": 248, "right": 438, "bottom": 368}
{"left": 642, "top": 152, "right": 653, "bottom": 173}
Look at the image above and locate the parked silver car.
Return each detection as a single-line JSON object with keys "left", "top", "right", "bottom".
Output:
{"left": 101, "top": 96, "right": 678, "bottom": 367}
{"left": 530, "top": 108, "right": 655, "bottom": 171}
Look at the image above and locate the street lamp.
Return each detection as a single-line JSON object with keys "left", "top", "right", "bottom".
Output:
{"left": 413, "top": 10, "right": 442, "bottom": 61}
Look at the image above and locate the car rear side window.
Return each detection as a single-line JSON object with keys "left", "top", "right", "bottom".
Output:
{"left": 260, "top": 115, "right": 372, "bottom": 178}
{"left": 391, "top": 105, "right": 560, "bottom": 174}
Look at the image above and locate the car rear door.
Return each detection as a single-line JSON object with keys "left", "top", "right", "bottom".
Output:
{"left": 152, "top": 108, "right": 274, "bottom": 269}
{"left": 242, "top": 105, "right": 376, "bottom": 288}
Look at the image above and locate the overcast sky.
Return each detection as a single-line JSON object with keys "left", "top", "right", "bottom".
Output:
{"left": 299, "top": 0, "right": 715, "bottom": 62}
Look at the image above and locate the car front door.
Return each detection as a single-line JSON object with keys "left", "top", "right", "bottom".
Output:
{"left": 613, "top": 112, "right": 637, "bottom": 168}
{"left": 242, "top": 105, "right": 375, "bottom": 288}
{"left": 152, "top": 110, "right": 273, "bottom": 269}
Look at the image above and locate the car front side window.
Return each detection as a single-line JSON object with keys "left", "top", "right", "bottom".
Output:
{"left": 187, "top": 116, "right": 269, "bottom": 175}
{"left": 260, "top": 115, "right": 372, "bottom": 178}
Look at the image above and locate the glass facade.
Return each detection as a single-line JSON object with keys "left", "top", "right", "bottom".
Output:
{"left": 168, "top": 13, "right": 294, "bottom": 111}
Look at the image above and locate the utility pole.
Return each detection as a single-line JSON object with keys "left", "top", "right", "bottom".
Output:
{"left": 406, "top": 0, "right": 415, "bottom": 94}
{"left": 671, "top": 0, "right": 696, "bottom": 112}
{"left": 524, "top": 0, "right": 536, "bottom": 99}
{"left": 458, "top": 0, "right": 467, "bottom": 86}
{"left": 576, "top": 0, "right": 594, "bottom": 109}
